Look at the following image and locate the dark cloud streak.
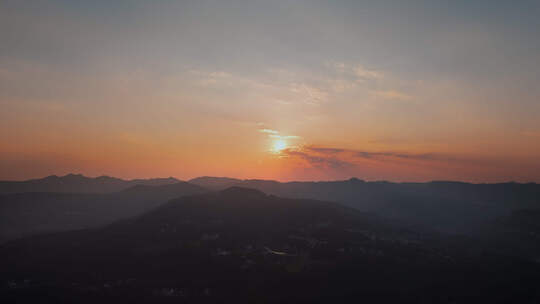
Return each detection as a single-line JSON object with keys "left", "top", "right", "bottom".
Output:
{"left": 306, "top": 146, "right": 451, "bottom": 162}
{"left": 282, "top": 149, "right": 355, "bottom": 169}
{"left": 280, "top": 145, "right": 472, "bottom": 171}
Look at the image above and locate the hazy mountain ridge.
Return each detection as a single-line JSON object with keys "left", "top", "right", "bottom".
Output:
{"left": 0, "top": 181, "right": 207, "bottom": 243}
{"left": 3, "top": 174, "right": 540, "bottom": 242}
{"left": 0, "top": 174, "right": 181, "bottom": 194}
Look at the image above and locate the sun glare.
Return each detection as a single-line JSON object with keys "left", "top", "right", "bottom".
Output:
{"left": 272, "top": 139, "right": 287, "bottom": 153}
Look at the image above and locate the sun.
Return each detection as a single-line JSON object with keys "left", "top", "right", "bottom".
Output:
{"left": 272, "top": 139, "right": 287, "bottom": 153}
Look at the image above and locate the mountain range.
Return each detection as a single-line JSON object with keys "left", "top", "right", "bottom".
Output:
{"left": 0, "top": 174, "right": 180, "bottom": 194}
{"left": 2, "top": 175, "right": 540, "bottom": 302}
{"left": 2, "top": 174, "right": 540, "bottom": 245}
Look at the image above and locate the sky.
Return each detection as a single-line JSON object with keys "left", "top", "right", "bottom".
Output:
{"left": 1, "top": 0, "right": 540, "bottom": 182}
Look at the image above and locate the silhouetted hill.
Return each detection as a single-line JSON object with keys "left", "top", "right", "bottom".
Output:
{"left": 2, "top": 188, "right": 540, "bottom": 303}
{"left": 189, "top": 177, "right": 540, "bottom": 233}
{"left": 0, "top": 174, "right": 181, "bottom": 194}
{"left": 0, "top": 182, "right": 207, "bottom": 243}
{"left": 131, "top": 186, "right": 386, "bottom": 237}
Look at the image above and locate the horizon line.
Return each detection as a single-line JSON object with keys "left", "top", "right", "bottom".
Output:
{"left": 1, "top": 173, "right": 537, "bottom": 185}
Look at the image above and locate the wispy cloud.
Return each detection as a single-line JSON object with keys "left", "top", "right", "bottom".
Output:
{"left": 277, "top": 144, "right": 518, "bottom": 182}
{"left": 259, "top": 128, "right": 279, "bottom": 134}
{"left": 353, "top": 151, "right": 437, "bottom": 161}
{"left": 258, "top": 127, "right": 300, "bottom": 143}
{"left": 293, "top": 145, "right": 465, "bottom": 164}
{"left": 190, "top": 69, "right": 330, "bottom": 106}
{"left": 307, "top": 147, "right": 346, "bottom": 154}
{"left": 189, "top": 62, "right": 410, "bottom": 111}
{"left": 281, "top": 149, "right": 354, "bottom": 169}
{"left": 321, "top": 61, "right": 418, "bottom": 104}
{"left": 269, "top": 134, "right": 300, "bottom": 139}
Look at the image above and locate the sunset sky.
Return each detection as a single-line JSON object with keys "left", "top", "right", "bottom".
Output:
{"left": 1, "top": 0, "right": 540, "bottom": 182}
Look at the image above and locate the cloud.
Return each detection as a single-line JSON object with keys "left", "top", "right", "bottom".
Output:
{"left": 258, "top": 128, "right": 300, "bottom": 143}
{"left": 306, "top": 147, "right": 346, "bottom": 154}
{"left": 281, "top": 149, "right": 354, "bottom": 169}
{"left": 259, "top": 128, "right": 279, "bottom": 134}
{"left": 277, "top": 144, "right": 514, "bottom": 182}
{"left": 303, "top": 146, "right": 460, "bottom": 163}
{"left": 269, "top": 134, "right": 300, "bottom": 139}
{"left": 189, "top": 62, "right": 400, "bottom": 109}
{"left": 190, "top": 69, "right": 331, "bottom": 106}
{"left": 353, "top": 151, "right": 437, "bottom": 161}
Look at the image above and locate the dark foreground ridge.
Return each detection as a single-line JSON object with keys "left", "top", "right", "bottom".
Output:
{"left": 2, "top": 187, "right": 540, "bottom": 303}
